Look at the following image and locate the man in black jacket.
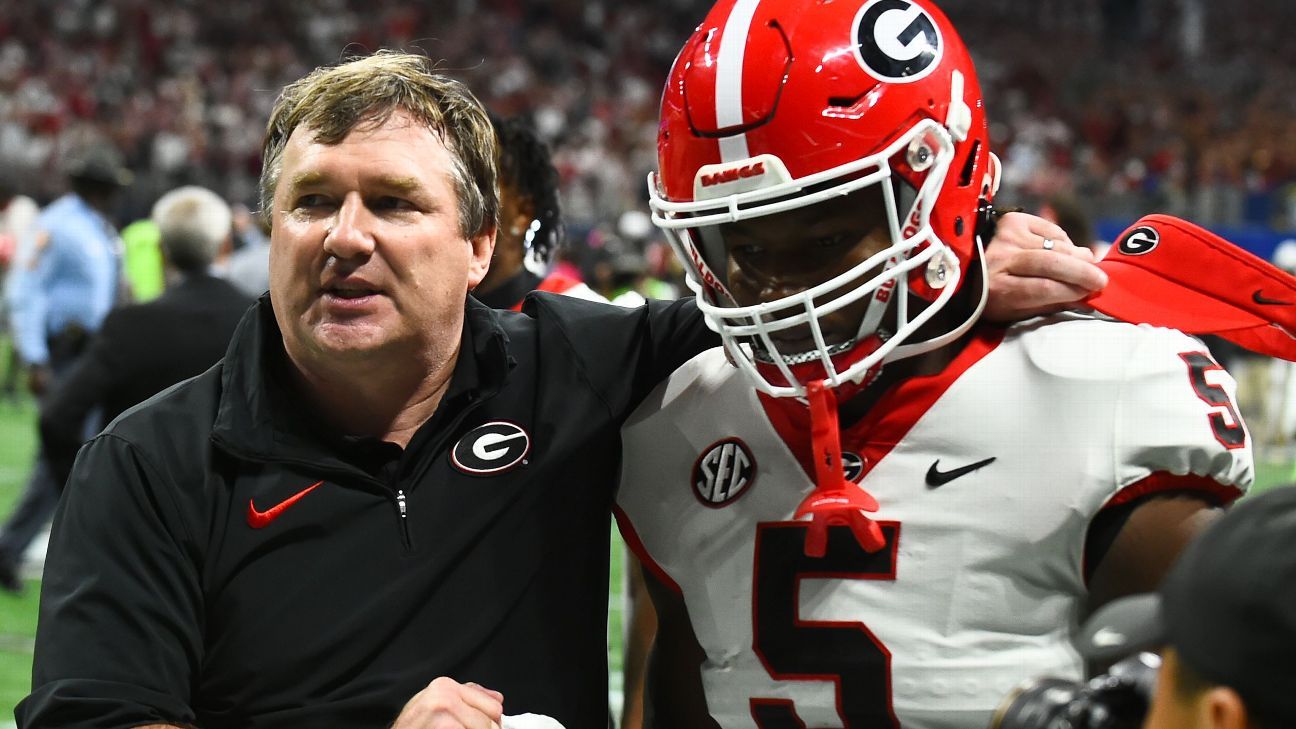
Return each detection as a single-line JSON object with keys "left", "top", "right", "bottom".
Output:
{"left": 39, "top": 185, "right": 253, "bottom": 487}
{"left": 19, "top": 51, "right": 713, "bottom": 729}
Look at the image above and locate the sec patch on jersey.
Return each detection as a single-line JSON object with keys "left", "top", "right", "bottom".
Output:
{"left": 693, "top": 438, "right": 757, "bottom": 507}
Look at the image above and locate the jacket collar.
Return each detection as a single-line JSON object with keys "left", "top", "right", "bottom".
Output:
{"left": 211, "top": 295, "right": 513, "bottom": 465}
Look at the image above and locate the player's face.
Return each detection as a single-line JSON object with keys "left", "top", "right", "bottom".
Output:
{"left": 269, "top": 109, "right": 494, "bottom": 366}
{"left": 721, "top": 188, "right": 891, "bottom": 354}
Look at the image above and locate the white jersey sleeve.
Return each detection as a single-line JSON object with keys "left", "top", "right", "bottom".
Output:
{"left": 1018, "top": 314, "right": 1251, "bottom": 507}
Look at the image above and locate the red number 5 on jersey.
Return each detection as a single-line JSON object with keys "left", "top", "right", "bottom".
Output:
{"left": 1180, "top": 352, "right": 1246, "bottom": 449}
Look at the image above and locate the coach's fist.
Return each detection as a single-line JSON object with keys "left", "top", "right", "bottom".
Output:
{"left": 392, "top": 676, "right": 505, "bottom": 729}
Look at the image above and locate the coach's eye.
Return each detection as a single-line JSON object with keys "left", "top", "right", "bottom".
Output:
{"left": 371, "top": 196, "right": 417, "bottom": 212}
{"left": 294, "top": 194, "right": 332, "bottom": 210}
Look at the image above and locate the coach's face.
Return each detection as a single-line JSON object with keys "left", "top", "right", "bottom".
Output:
{"left": 269, "top": 109, "right": 494, "bottom": 368}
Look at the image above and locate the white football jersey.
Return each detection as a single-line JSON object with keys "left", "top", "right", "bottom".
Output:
{"left": 616, "top": 313, "right": 1252, "bottom": 729}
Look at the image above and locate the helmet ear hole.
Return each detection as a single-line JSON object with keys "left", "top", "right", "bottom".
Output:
{"left": 957, "top": 140, "right": 982, "bottom": 188}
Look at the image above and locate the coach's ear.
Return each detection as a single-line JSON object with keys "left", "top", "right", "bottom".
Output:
{"left": 467, "top": 225, "right": 496, "bottom": 291}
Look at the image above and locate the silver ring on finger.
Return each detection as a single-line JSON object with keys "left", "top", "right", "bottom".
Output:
{"left": 1041, "top": 237, "right": 1056, "bottom": 251}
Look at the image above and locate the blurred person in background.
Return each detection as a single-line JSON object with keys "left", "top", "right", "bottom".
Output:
{"left": 39, "top": 185, "right": 254, "bottom": 489}
{"left": 0, "top": 173, "right": 40, "bottom": 402}
{"left": 223, "top": 203, "right": 273, "bottom": 297}
{"left": 7, "top": 144, "right": 131, "bottom": 394}
{"left": 592, "top": 244, "right": 650, "bottom": 307}
{"left": 118, "top": 218, "right": 165, "bottom": 304}
{"left": 473, "top": 113, "right": 602, "bottom": 310}
{"left": 0, "top": 144, "right": 131, "bottom": 594}
{"left": 1038, "top": 194, "right": 1102, "bottom": 257}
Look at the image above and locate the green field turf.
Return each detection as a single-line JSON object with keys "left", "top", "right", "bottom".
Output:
{"left": 0, "top": 393, "right": 37, "bottom": 724}
{"left": 0, "top": 379, "right": 1292, "bottom": 725}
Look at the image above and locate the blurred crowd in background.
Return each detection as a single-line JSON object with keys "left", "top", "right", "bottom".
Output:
{"left": 1, "top": 0, "right": 1295, "bottom": 255}
{"left": 4, "top": 0, "right": 1296, "bottom": 424}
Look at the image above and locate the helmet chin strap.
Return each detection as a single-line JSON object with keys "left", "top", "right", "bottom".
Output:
{"left": 887, "top": 232, "right": 990, "bottom": 363}
{"left": 790, "top": 234, "right": 990, "bottom": 558}
{"left": 794, "top": 379, "right": 886, "bottom": 556}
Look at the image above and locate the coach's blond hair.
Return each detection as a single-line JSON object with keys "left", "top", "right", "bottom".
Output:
{"left": 259, "top": 50, "right": 498, "bottom": 238}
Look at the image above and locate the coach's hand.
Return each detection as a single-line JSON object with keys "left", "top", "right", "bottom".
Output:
{"left": 983, "top": 211, "right": 1108, "bottom": 322}
{"left": 392, "top": 677, "right": 505, "bottom": 729}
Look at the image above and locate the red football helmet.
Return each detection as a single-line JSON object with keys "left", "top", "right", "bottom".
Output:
{"left": 649, "top": 0, "right": 1000, "bottom": 397}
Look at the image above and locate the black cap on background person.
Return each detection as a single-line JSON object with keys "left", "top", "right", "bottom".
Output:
{"left": 65, "top": 144, "right": 133, "bottom": 188}
{"left": 1078, "top": 486, "right": 1296, "bottom": 728}
{"left": 63, "top": 143, "right": 132, "bottom": 216}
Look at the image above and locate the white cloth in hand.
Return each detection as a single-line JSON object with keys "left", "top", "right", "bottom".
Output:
{"left": 501, "top": 714, "right": 566, "bottom": 729}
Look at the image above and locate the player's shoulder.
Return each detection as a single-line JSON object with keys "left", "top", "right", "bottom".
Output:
{"left": 1002, "top": 310, "right": 1214, "bottom": 383}
{"left": 625, "top": 347, "right": 741, "bottom": 423}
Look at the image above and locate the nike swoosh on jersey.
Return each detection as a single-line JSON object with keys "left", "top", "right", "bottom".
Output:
{"left": 1252, "top": 289, "right": 1292, "bottom": 306}
{"left": 925, "top": 457, "right": 997, "bottom": 488}
{"left": 247, "top": 481, "right": 324, "bottom": 529}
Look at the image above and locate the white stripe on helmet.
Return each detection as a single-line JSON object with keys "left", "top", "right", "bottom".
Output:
{"left": 715, "top": 0, "right": 763, "bottom": 162}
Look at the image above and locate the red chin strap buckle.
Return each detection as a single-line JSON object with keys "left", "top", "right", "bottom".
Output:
{"left": 793, "top": 380, "right": 886, "bottom": 557}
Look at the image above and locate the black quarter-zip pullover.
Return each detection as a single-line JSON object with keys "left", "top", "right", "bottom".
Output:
{"left": 20, "top": 292, "right": 713, "bottom": 729}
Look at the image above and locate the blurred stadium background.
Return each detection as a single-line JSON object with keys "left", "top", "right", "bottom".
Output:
{"left": 3, "top": 0, "right": 1296, "bottom": 725}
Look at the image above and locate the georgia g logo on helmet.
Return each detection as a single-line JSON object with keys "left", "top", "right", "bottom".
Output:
{"left": 853, "top": 0, "right": 943, "bottom": 82}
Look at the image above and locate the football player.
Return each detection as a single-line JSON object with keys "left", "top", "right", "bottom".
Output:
{"left": 615, "top": 1, "right": 1252, "bottom": 727}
